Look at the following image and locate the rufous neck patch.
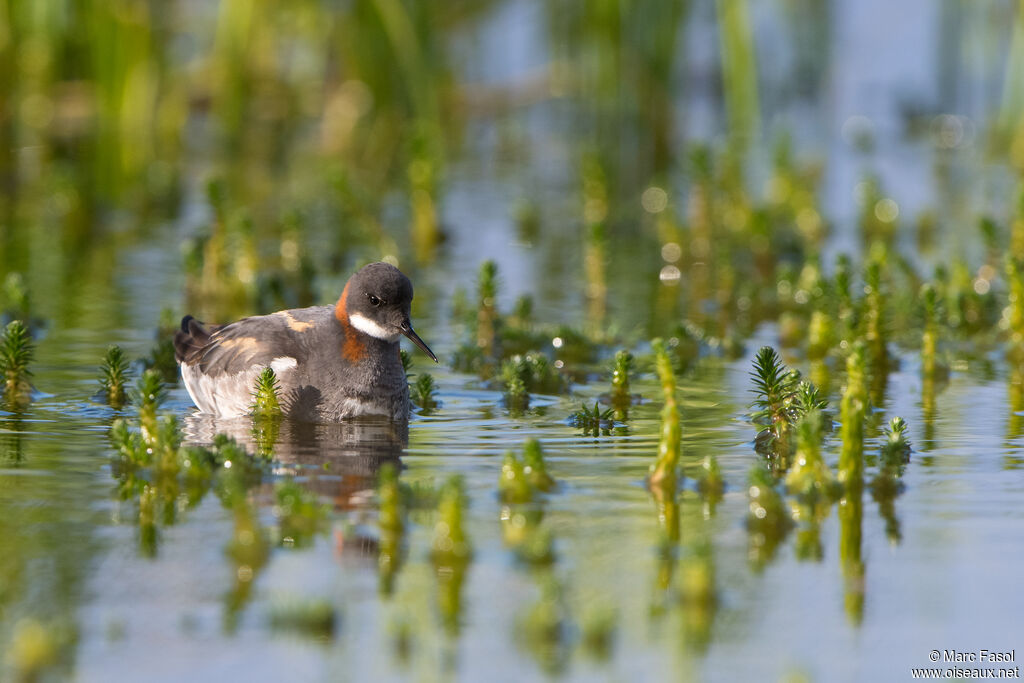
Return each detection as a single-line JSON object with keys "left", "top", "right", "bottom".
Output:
{"left": 335, "top": 281, "right": 367, "bottom": 362}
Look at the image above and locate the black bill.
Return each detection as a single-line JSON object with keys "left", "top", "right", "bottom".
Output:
{"left": 401, "top": 321, "right": 438, "bottom": 363}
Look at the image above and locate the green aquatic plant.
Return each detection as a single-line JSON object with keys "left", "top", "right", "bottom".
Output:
{"left": 807, "top": 309, "right": 833, "bottom": 362}
{"left": 785, "top": 409, "right": 839, "bottom": 504}
{"left": 880, "top": 416, "right": 912, "bottom": 466}
{"left": 1, "top": 272, "right": 30, "bottom": 324}
{"left": 516, "top": 575, "right": 572, "bottom": 675}
{"left": 870, "top": 416, "right": 912, "bottom": 542}
{"left": 499, "top": 451, "right": 533, "bottom": 505}
{"left": 834, "top": 254, "right": 857, "bottom": 341}
{"left": 746, "top": 464, "right": 793, "bottom": 570}
{"left": 501, "top": 360, "right": 530, "bottom": 414}
{"left": 7, "top": 617, "right": 74, "bottom": 683}
{"left": 920, "top": 283, "right": 946, "bottom": 379}
{"left": 839, "top": 342, "right": 869, "bottom": 486}
{"left": 696, "top": 454, "right": 725, "bottom": 507}
{"left": 610, "top": 349, "right": 634, "bottom": 419}
{"left": 251, "top": 367, "right": 282, "bottom": 418}
{"left": 431, "top": 477, "right": 472, "bottom": 566}
{"left": 649, "top": 338, "right": 681, "bottom": 491}
{"left": 679, "top": 538, "right": 718, "bottom": 652}
{"left": 1, "top": 320, "right": 34, "bottom": 408}
{"left": 477, "top": 260, "right": 499, "bottom": 359}
{"left": 750, "top": 346, "right": 797, "bottom": 458}
{"left": 505, "top": 353, "right": 566, "bottom": 394}
{"left": 1006, "top": 255, "right": 1024, "bottom": 362}
{"left": 224, "top": 498, "right": 271, "bottom": 633}
{"left": 522, "top": 439, "right": 556, "bottom": 493}
{"left": 378, "top": 464, "right": 405, "bottom": 595}
{"left": 839, "top": 480, "right": 865, "bottom": 626}
{"left": 432, "top": 476, "right": 472, "bottom": 636}
{"left": 568, "top": 400, "right": 613, "bottom": 437}
{"left": 500, "top": 439, "right": 557, "bottom": 504}
{"left": 273, "top": 479, "right": 329, "bottom": 549}
{"left": 501, "top": 352, "right": 567, "bottom": 414}
{"left": 133, "top": 369, "right": 166, "bottom": 450}
{"left": 511, "top": 518, "right": 557, "bottom": 568}
{"left": 580, "top": 604, "right": 617, "bottom": 661}
{"left": 749, "top": 345, "right": 826, "bottom": 467}
{"left": 250, "top": 367, "right": 282, "bottom": 458}
{"left": 411, "top": 372, "right": 439, "bottom": 413}
{"left": 861, "top": 257, "right": 889, "bottom": 370}
{"left": 268, "top": 598, "right": 337, "bottom": 639}
{"left": 99, "top": 345, "right": 130, "bottom": 409}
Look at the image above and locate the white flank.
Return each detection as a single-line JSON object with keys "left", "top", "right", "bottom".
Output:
{"left": 182, "top": 358, "right": 297, "bottom": 419}
{"left": 349, "top": 312, "right": 400, "bottom": 342}
{"left": 270, "top": 356, "right": 298, "bottom": 373}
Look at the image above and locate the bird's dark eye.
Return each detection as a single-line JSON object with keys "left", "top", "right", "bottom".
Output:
{"left": 368, "top": 294, "right": 382, "bottom": 307}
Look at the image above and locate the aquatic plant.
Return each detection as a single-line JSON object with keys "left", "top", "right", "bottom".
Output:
{"left": 251, "top": 367, "right": 282, "bottom": 418}
{"left": 610, "top": 349, "right": 634, "bottom": 419}
{"left": 0, "top": 320, "right": 34, "bottom": 408}
{"left": 582, "top": 156, "right": 609, "bottom": 332}
{"left": 580, "top": 605, "right": 616, "bottom": 660}
{"left": 696, "top": 454, "right": 725, "bottom": 505}
{"left": 881, "top": 416, "right": 911, "bottom": 465}
{"left": 1006, "top": 255, "right": 1024, "bottom": 362}
{"left": 501, "top": 361, "right": 530, "bottom": 414}
{"left": 431, "top": 476, "right": 472, "bottom": 565}
{"left": 501, "top": 352, "right": 567, "bottom": 414}
{"left": 807, "top": 309, "right": 833, "bottom": 362}
{"left": 920, "top": 283, "right": 946, "bottom": 379}
{"left": 870, "top": 417, "right": 911, "bottom": 542}
{"left": 516, "top": 575, "right": 572, "bottom": 675}
{"left": 749, "top": 345, "right": 827, "bottom": 468}
{"left": 839, "top": 482, "right": 865, "bottom": 625}
{"left": 746, "top": 464, "right": 793, "bottom": 569}
{"left": 511, "top": 520, "right": 557, "bottom": 568}
{"left": 268, "top": 598, "right": 337, "bottom": 639}
{"left": 134, "top": 369, "right": 167, "bottom": 450}
{"left": 477, "top": 260, "right": 499, "bottom": 359}
{"left": 839, "top": 342, "right": 869, "bottom": 486}
{"left": 499, "top": 451, "right": 533, "bottom": 505}
{"left": 568, "top": 400, "right": 614, "bottom": 437}
{"left": 432, "top": 476, "right": 471, "bottom": 635}
{"left": 273, "top": 479, "right": 329, "bottom": 549}
{"left": 679, "top": 538, "right": 717, "bottom": 652}
{"left": 411, "top": 372, "right": 439, "bottom": 413}
{"left": 7, "top": 617, "right": 65, "bottom": 682}
{"left": 378, "top": 464, "right": 405, "bottom": 595}
{"left": 99, "top": 345, "right": 130, "bottom": 409}
{"left": 785, "top": 409, "right": 839, "bottom": 504}
{"left": 649, "top": 338, "right": 681, "bottom": 490}
{"left": 522, "top": 439, "right": 556, "bottom": 493}
{"left": 834, "top": 254, "right": 857, "bottom": 340}
{"left": 861, "top": 257, "right": 889, "bottom": 370}
{"left": 750, "top": 346, "right": 797, "bottom": 458}
{"left": 224, "top": 498, "right": 271, "bottom": 632}
{"left": 500, "top": 440, "right": 556, "bottom": 504}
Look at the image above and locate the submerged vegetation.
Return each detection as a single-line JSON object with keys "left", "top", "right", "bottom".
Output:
{"left": 0, "top": 320, "right": 33, "bottom": 409}
{"left": 98, "top": 345, "right": 130, "bottom": 409}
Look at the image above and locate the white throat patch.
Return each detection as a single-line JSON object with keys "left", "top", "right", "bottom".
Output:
{"left": 349, "top": 312, "right": 401, "bottom": 342}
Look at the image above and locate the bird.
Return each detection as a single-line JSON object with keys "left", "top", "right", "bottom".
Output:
{"left": 173, "top": 262, "right": 437, "bottom": 422}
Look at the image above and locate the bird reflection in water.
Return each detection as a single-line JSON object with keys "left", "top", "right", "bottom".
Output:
{"left": 184, "top": 413, "right": 405, "bottom": 556}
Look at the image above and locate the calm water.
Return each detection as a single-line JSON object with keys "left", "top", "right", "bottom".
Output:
{"left": 3, "top": 0, "right": 1024, "bottom": 681}
{"left": 3, "top": 278, "right": 1023, "bottom": 681}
